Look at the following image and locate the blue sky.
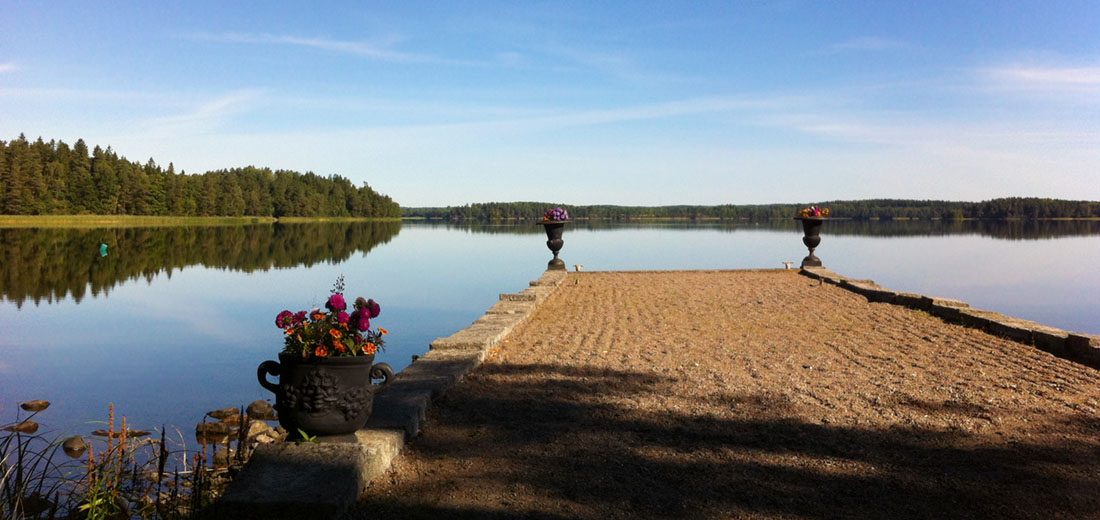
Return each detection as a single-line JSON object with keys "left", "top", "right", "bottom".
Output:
{"left": 1, "top": 1, "right": 1097, "bottom": 206}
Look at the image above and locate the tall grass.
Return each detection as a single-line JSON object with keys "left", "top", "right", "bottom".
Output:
{"left": 1, "top": 401, "right": 257, "bottom": 519}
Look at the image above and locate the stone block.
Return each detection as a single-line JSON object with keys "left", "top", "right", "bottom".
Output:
{"left": 390, "top": 350, "right": 482, "bottom": 399}
{"left": 921, "top": 296, "right": 970, "bottom": 310}
{"left": 1067, "top": 334, "right": 1100, "bottom": 366}
{"left": 428, "top": 336, "right": 486, "bottom": 351}
{"left": 955, "top": 308, "right": 1002, "bottom": 330}
{"left": 893, "top": 292, "right": 925, "bottom": 310}
{"left": 214, "top": 442, "right": 375, "bottom": 519}
{"left": 365, "top": 385, "right": 432, "bottom": 438}
{"left": 500, "top": 292, "right": 537, "bottom": 302}
{"left": 474, "top": 312, "right": 527, "bottom": 333}
{"left": 930, "top": 304, "right": 966, "bottom": 323}
{"left": 531, "top": 270, "right": 568, "bottom": 286}
{"left": 485, "top": 299, "right": 536, "bottom": 315}
{"left": 353, "top": 429, "right": 405, "bottom": 481}
{"left": 983, "top": 316, "right": 1035, "bottom": 344}
{"left": 1032, "top": 328, "right": 1070, "bottom": 357}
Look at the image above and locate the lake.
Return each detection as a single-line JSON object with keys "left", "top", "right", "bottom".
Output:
{"left": 1, "top": 219, "right": 1098, "bottom": 435}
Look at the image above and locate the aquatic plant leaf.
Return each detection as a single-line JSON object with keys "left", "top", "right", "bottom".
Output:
{"left": 19, "top": 399, "right": 50, "bottom": 412}
{"left": 3, "top": 420, "right": 39, "bottom": 433}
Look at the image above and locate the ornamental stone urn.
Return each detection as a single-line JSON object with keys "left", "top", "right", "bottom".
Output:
{"left": 257, "top": 353, "right": 393, "bottom": 436}
{"left": 795, "top": 217, "right": 825, "bottom": 268}
{"left": 540, "top": 221, "right": 567, "bottom": 271}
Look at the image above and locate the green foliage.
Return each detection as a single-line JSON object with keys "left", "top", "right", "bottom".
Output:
{"left": 295, "top": 429, "right": 318, "bottom": 444}
{"left": 405, "top": 198, "right": 1100, "bottom": 222}
{"left": 0, "top": 135, "right": 401, "bottom": 218}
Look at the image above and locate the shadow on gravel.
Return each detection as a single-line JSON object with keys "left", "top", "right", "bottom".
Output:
{"left": 351, "top": 362, "right": 1100, "bottom": 520}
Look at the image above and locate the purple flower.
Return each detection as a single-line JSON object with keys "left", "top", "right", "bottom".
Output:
{"left": 357, "top": 314, "right": 371, "bottom": 332}
{"left": 366, "top": 298, "right": 381, "bottom": 318}
{"left": 354, "top": 296, "right": 368, "bottom": 310}
{"left": 326, "top": 293, "right": 347, "bottom": 312}
{"left": 337, "top": 311, "right": 350, "bottom": 325}
{"left": 293, "top": 311, "right": 307, "bottom": 325}
{"left": 275, "top": 310, "right": 293, "bottom": 329}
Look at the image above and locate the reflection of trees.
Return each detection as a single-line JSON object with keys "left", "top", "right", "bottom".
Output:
{"left": 0, "top": 221, "right": 401, "bottom": 307}
{"left": 408, "top": 219, "right": 1100, "bottom": 240}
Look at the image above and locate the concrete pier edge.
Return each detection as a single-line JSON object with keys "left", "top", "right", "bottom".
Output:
{"left": 212, "top": 269, "right": 569, "bottom": 519}
{"left": 800, "top": 266, "right": 1100, "bottom": 369}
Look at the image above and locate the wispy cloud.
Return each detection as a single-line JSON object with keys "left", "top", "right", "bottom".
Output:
{"left": 539, "top": 43, "right": 689, "bottom": 84}
{"left": 0, "top": 63, "right": 16, "bottom": 73}
{"left": 821, "top": 37, "right": 908, "bottom": 54}
{"left": 192, "top": 32, "right": 475, "bottom": 65}
{"left": 990, "top": 66, "right": 1100, "bottom": 85}
{"left": 140, "top": 89, "right": 263, "bottom": 135}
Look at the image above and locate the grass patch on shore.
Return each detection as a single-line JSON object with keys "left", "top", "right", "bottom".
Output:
{"left": 0, "top": 215, "right": 276, "bottom": 228}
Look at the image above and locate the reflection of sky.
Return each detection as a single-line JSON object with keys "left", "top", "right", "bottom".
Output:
{"left": 1, "top": 224, "right": 1098, "bottom": 433}
{"left": 823, "top": 234, "right": 1100, "bottom": 335}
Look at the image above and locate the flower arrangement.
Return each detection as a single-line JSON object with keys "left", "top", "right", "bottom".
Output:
{"left": 799, "top": 206, "right": 830, "bottom": 218}
{"left": 543, "top": 206, "right": 570, "bottom": 221}
{"left": 275, "top": 276, "right": 387, "bottom": 359}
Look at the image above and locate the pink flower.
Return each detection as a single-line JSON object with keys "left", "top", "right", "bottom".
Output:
{"left": 275, "top": 310, "right": 294, "bottom": 329}
{"left": 326, "top": 294, "right": 347, "bottom": 312}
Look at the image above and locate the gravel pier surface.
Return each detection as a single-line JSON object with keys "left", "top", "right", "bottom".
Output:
{"left": 351, "top": 270, "right": 1100, "bottom": 519}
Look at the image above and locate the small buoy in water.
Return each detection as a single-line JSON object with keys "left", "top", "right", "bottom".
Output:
{"left": 782, "top": 261, "right": 794, "bottom": 269}
{"left": 574, "top": 264, "right": 584, "bottom": 272}
{"left": 99, "top": 243, "right": 108, "bottom": 257}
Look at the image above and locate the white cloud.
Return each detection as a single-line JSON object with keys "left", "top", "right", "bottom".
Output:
{"left": 0, "top": 63, "right": 15, "bottom": 73}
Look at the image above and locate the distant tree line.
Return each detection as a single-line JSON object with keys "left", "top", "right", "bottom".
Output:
{"left": 405, "top": 198, "right": 1099, "bottom": 222}
{"left": 0, "top": 134, "right": 401, "bottom": 218}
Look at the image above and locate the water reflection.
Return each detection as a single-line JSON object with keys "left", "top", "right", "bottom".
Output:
{"left": 0, "top": 221, "right": 401, "bottom": 307}
{"left": 414, "top": 218, "right": 1100, "bottom": 240}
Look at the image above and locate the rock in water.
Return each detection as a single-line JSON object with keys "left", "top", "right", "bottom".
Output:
{"left": 20, "top": 400, "right": 51, "bottom": 412}
{"left": 246, "top": 400, "right": 276, "bottom": 420}
{"left": 207, "top": 407, "right": 240, "bottom": 420}
{"left": 63, "top": 436, "right": 88, "bottom": 458}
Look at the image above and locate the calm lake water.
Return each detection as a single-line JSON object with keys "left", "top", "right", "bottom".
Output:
{"left": 2, "top": 220, "right": 1098, "bottom": 434}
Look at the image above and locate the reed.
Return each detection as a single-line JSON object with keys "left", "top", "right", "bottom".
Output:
{"left": 1, "top": 401, "right": 256, "bottom": 519}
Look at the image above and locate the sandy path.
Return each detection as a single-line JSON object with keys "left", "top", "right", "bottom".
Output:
{"left": 351, "top": 270, "right": 1100, "bottom": 519}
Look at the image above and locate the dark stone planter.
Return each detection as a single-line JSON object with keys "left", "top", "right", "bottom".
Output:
{"left": 795, "top": 217, "right": 825, "bottom": 267}
{"left": 257, "top": 353, "right": 393, "bottom": 436}
{"left": 540, "top": 221, "right": 567, "bottom": 271}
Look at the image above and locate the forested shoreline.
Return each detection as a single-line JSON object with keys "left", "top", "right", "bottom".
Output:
{"left": 406, "top": 198, "right": 1100, "bottom": 222}
{"left": 0, "top": 134, "right": 401, "bottom": 218}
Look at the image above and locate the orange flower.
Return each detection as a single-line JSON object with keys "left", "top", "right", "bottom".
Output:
{"left": 335, "top": 343, "right": 347, "bottom": 353}
{"left": 312, "top": 313, "right": 325, "bottom": 321}
{"left": 363, "top": 342, "right": 377, "bottom": 355}
{"left": 315, "top": 345, "right": 329, "bottom": 357}
{"left": 330, "top": 328, "right": 342, "bottom": 339}
{"left": 379, "top": 327, "right": 388, "bottom": 335}
{"left": 284, "top": 328, "right": 295, "bottom": 335}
